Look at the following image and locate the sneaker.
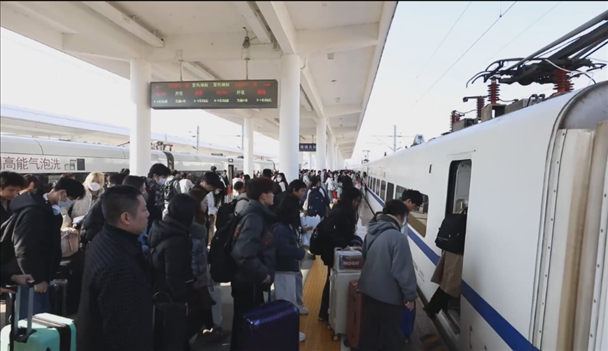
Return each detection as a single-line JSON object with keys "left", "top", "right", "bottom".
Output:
{"left": 203, "top": 326, "right": 224, "bottom": 343}
{"left": 299, "top": 306, "right": 309, "bottom": 315}
{"left": 318, "top": 316, "right": 328, "bottom": 322}
{"left": 299, "top": 332, "right": 306, "bottom": 342}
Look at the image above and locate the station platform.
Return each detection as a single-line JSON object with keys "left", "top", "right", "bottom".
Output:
{"left": 193, "top": 199, "right": 450, "bottom": 351}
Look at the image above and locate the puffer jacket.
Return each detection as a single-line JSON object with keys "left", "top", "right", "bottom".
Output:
{"left": 148, "top": 217, "right": 193, "bottom": 302}
{"left": 231, "top": 200, "right": 277, "bottom": 285}
{"left": 272, "top": 222, "right": 305, "bottom": 273}
{"left": 190, "top": 221, "right": 210, "bottom": 287}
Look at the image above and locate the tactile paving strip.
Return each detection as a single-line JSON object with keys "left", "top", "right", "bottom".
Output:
{"left": 300, "top": 258, "right": 341, "bottom": 351}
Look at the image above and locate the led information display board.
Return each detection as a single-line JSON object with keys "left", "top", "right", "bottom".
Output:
{"left": 150, "top": 80, "right": 278, "bottom": 110}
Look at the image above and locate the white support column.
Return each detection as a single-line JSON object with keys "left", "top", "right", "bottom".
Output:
{"left": 129, "top": 58, "right": 152, "bottom": 176}
{"left": 327, "top": 136, "right": 335, "bottom": 170}
{"left": 278, "top": 54, "right": 301, "bottom": 182}
{"left": 316, "top": 117, "right": 327, "bottom": 170}
{"left": 242, "top": 117, "right": 255, "bottom": 177}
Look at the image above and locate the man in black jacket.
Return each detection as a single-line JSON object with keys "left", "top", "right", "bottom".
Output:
{"left": 0, "top": 171, "right": 25, "bottom": 226}
{"left": 3, "top": 177, "right": 85, "bottom": 319}
{"left": 77, "top": 185, "right": 152, "bottom": 351}
{"left": 229, "top": 177, "right": 277, "bottom": 351}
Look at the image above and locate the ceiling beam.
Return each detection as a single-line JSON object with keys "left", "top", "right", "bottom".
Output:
{"left": 255, "top": 1, "right": 296, "bottom": 54}
{"left": 232, "top": 1, "right": 273, "bottom": 44}
{"left": 70, "top": 54, "right": 131, "bottom": 80}
{"left": 7, "top": 1, "right": 147, "bottom": 57}
{"left": 144, "top": 33, "right": 280, "bottom": 62}
{"left": 297, "top": 23, "right": 379, "bottom": 57}
{"left": 62, "top": 34, "right": 132, "bottom": 62}
{"left": 300, "top": 89, "right": 313, "bottom": 112}
{"left": 0, "top": 2, "right": 64, "bottom": 51}
{"left": 82, "top": 1, "right": 164, "bottom": 48}
{"left": 325, "top": 104, "right": 362, "bottom": 118}
{"left": 141, "top": 24, "right": 377, "bottom": 63}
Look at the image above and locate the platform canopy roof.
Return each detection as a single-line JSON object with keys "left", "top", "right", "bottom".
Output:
{"left": 0, "top": 1, "right": 396, "bottom": 159}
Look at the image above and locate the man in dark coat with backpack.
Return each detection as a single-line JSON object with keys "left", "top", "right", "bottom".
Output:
{"left": 227, "top": 177, "right": 277, "bottom": 351}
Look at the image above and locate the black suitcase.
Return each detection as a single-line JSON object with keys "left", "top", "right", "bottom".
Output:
{"left": 49, "top": 279, "right": 68, "bottom": 317}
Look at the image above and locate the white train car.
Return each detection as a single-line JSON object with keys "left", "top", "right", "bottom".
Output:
{"left": 355, "top": 81, "right": 608, "bottom": 350}
{"left": 0, "top": 135, "right": 276, "bottom": 183}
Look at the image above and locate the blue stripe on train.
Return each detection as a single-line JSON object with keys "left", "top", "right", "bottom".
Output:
{"left": 365, "top": 189, "right": 539, "bottom": 351}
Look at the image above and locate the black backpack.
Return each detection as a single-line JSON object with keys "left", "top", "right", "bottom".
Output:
{"left": 208, "top": 213, "right": 245, "bottom": 283}
{"left": 215, "top": 197, "right": 249, "bottom": 231}
{"left": 164, "top": 178, "right": 181, "bottom": 202}
{"left": 434, "top": 212, "right": 467, "bottom": 254}
{"left": 309, "top": 215, "right": 334, "bottom": 256}
{"left": 307, "top": 187, "right": 327, "bottom": 217}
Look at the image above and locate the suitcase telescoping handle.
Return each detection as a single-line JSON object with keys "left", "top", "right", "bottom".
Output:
{"left": 10, "top": 280, "right": 36, "bottom": 351}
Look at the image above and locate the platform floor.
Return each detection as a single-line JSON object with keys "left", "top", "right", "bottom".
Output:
{"left": 193, "top": 199, "right": 451, "bottom": 351}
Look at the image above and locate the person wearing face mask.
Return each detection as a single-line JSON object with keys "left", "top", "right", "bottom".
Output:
{"left": 357, "top": 200, "right": 418, "bottom": 350}
{"left": 146, "top": 163, "right": 172, "bottom": 232}
{"left": 276, "top": 172, "right": 288, "bottom": 193}
{"left": 2, "top": 177, "right": 85, "bottom": 319}
{"left": 81, "top": 173, "right": 129, "bottom": 247}
{"left": 62, "top": 171, "right": 105, "bottom": 229}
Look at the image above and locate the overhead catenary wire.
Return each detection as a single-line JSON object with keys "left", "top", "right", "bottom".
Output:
{"left": 484, "top": 1, "right": 563, "bottom": 63}
{"left": 407, "top": 1, "right": 518, "bottom": 112}
{"left": 413, "top": 1, "right": 473, "bottom": 81}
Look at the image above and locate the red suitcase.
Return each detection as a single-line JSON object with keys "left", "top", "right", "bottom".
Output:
{"left": 345, "top": 280, "right": 362, "bottom": 349}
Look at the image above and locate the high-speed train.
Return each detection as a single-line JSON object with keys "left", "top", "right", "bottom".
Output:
{"left": 0, "top": 135, "right": 277, "bottom": 184}
{"left": 355, "top": 81, "right": 608, "bottom": 351}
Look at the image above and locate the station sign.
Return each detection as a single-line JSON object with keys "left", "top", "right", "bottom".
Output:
{"left": 299, "top": 143, "right": 317, "bottom": 152}
{"left": 150, "top": 80, "right": 278, "bottom": 110}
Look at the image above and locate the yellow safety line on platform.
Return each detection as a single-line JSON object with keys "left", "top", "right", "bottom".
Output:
{"left": 300, "top": 258, "right": 341, "bottom": 351}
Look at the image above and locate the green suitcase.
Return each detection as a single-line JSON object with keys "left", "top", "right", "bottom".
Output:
{"left": 0, "top": 285, "right": 76, "bottom": 351}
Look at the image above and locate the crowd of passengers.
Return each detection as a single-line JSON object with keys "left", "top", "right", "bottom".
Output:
{"left": 0, "top": 165, "right": 440, "bottom": 350}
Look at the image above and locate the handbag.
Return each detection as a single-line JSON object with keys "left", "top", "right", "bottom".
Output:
{"left": 152, "top": 291, "right": 189, "bottom": 351}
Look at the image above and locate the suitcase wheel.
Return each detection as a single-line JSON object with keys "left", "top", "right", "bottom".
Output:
{"left": 405, "top": 337, "right": 410, "bottom": 344}
{"left": 326, "top": 323, "right": 331, "bottom": 330}
{"left": 333, "top": 334, "right": 339, "bottom": 341}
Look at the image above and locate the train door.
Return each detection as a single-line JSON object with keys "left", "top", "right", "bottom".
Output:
{"left": 444, "top": 159, "right": 473, "bottom": 331}
{"left": 162, "top": 151, "right": 175, "bottom": 171}
{"left": 228, "top": 165, "right": 235, "bottom": 182}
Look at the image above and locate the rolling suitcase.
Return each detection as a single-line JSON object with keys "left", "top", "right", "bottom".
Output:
{"left": 0, "top": 284, "right": 76, "bottom": 351}
{"left": 240, "top": 298, "right": 300, "bottom": 351}
{"left": 49, "top": 279, "right": 68, "bottom": 317}
{"left": 345, "top": 280, "right": 362, "bottom": 349}
{"left": 328, "top": 268, "right": 360, "bottom": 341}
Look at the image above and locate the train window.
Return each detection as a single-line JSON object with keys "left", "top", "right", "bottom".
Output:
{"left": 375, "top": 178, "right": 380, "bottom": 195}
{"left": 386, "top": 182, "right": 395, "bottom": 201}
{"left": 446, "top": 159, "right": 472, "bottom": 215}
{"left": 381, "top": 180, "right": 386, "bottom": 201}
{"left": 396, "top": 185, "right": 406, "bottom": 199}
{"left": 395, "top": 185, "right": 429, "bottom": 238}
{"left": 408, "top": 190, "right": 429, "bottom": 238}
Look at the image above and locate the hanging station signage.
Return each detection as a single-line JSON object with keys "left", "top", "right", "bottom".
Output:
{"left": 150, "top": 80, "right": 279, "bottom": 110}
{"left": 299, "top": 143, "right": 317, "bottom": 152}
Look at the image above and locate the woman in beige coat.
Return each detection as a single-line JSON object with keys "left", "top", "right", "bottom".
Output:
{"left": 62, "top": 171, "right": 105, "bottom": 228}
{"left": 424, "top": 209, "right": 466, "bottom": 320}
